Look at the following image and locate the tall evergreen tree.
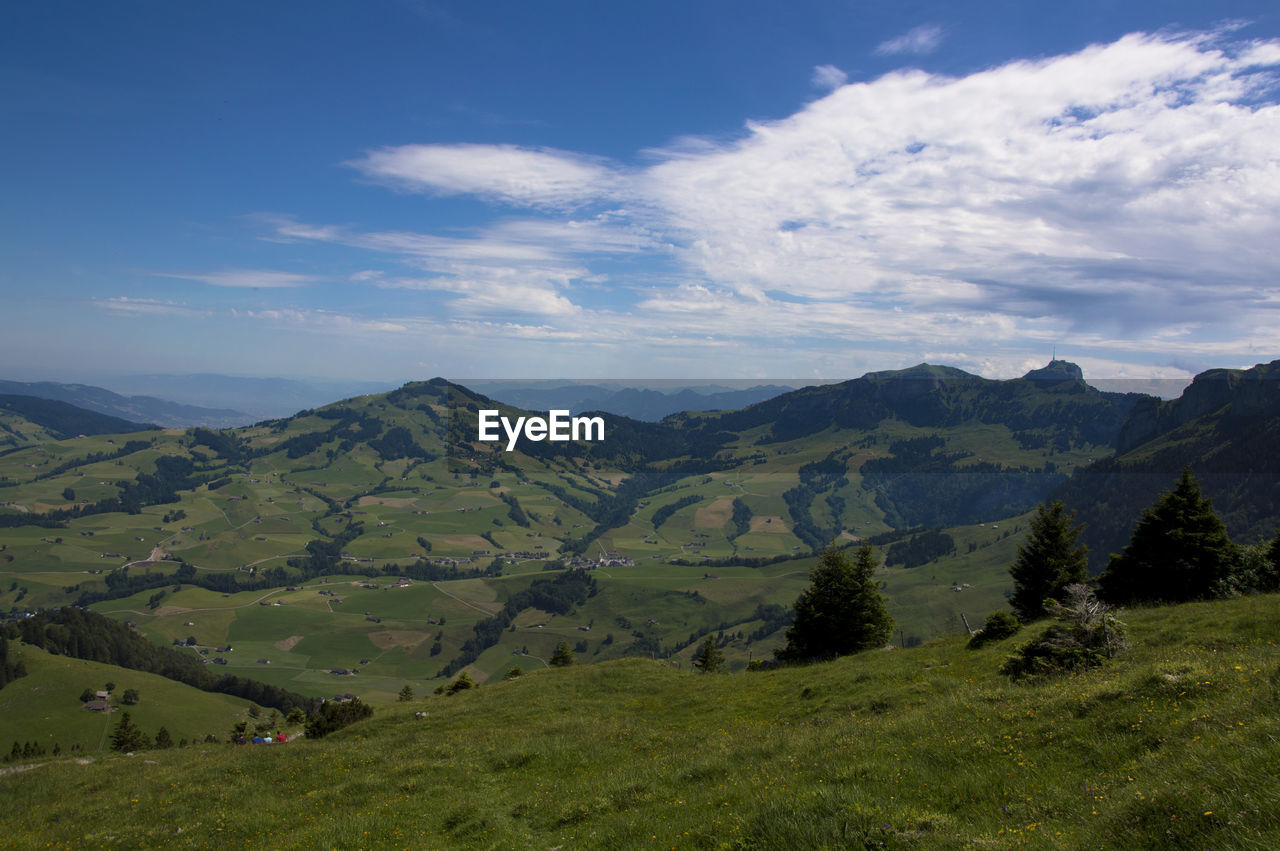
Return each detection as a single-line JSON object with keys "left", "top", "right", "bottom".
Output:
{"left": 110, "top": 712, "right": 149, "bottom": 752}
{"left": 776, "top": 546, "right": 894, "bottom": 663}
{"left": 691, "top": 635, "right": 724, "bottom": 673}
{"left": 1264, "top": 529, "right": 1280, "bottom": 592}
{"left": 1098, "top": 469, "right": 1239, "bottom": 604}
{"left": 1008, "top": 501, "right": 1089, "bottom": 622}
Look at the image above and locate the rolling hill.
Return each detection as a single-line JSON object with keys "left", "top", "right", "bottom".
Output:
{"left": 0, "top": 358, "right": 1276, "bottom": 703}
{"left": 0, "top": 643, "right": 262, "bottom": 754}
{"left": 0, "top": 394, "right": 151, "bottom": 450}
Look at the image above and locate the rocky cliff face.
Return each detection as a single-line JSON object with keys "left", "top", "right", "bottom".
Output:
{"left": 1116, "top": 360, "right": 1280, "bottom": 454}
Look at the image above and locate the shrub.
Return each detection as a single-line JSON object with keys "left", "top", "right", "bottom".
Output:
{"left": 967, "top": 611, "right": 1020, "bottom": 649}
{"left": 550, "top": 641, "right": 575, "bottom": 668}
{"left": 1001, "top": 585, "right": 1127, "bottom": 680}
{"left": 445, "top": 672, "right": 475, "bottom": 695}
{"left": 305, "top": 697, "right": 373, "bottom": 739}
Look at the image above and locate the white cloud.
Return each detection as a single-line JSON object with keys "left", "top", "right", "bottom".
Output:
{"left": 874, "top": 24, "right": 944, "bottom": 56}
{"left": 811, "top": 64, "right": 847, "bottom": 90}
{"left": 157, "top": 269, "right": 318, "bottom": 288}
{"left": 94, "top": 297, "right": 211, "bottom": 317}
{"left": 244, "top": 307, "right": 409, "bottom": 334}
{"left": 347, "top": 143, "right": 622, "bottom": 209}
{"left": 638, "top": 31, "right": 1280, "bottom": 337}
{"left": 250, "top": 30, "right": 1280, "bottom": 379}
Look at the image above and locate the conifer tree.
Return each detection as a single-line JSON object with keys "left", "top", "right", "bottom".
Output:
{"left": 691, "top": 635, "right": 724, "bottom": 673}
{"left": 397, "top": 684, "right": 414, "bottom": 702}
{"left": 111, "top": 712, "right": 149, "bottom": 752}
{"left": 1098, "top": 469, "right": 1239, "bottom": 604}
{"left": 549, "top": 640, "right": 575, "bottom": 667}
{"left": 776, "top": 546, "right": 894, "bottom": 663}
{"left": 1008, "top": 501, "right": 1089, "bottom": 622}
{"left": 1264, "top": 529, "right": 1280, "bottom": 592}
{"left": 154, "top": 727, "right": 174, "bottom": 749}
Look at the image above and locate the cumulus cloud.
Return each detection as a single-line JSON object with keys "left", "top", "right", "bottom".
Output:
{"left": 874, "top": 24, "right": 944, "bottom": 56}
{"left": 639, "top": 32, "right": 1280, "bottom": 336}
{"left": 257, "top": 29, "right": 1280, "bottom": 378}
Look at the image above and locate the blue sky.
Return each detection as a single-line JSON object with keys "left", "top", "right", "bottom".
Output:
{"left": 3, "top": 1, "right": 1279, "bottom": 385}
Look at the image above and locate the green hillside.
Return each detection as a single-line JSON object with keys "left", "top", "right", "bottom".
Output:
{"left": 0, "top": 409, "right": 64, "bottom": 452}
{"left": 3, "top": 594, "right": 1279, "bottom": 847}
{"left": 0, "top": 644, "right": 260, "bottom": 753}
{"left": 0, "top": 361, "right": 1275, "bottom": 697}
{"left": 0, "top": 394, "right": 151, "bottom": 443}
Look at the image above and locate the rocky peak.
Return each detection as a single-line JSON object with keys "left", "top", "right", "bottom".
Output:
{"left": 1022, "top": 360, "right": 1085, "bottom": 383}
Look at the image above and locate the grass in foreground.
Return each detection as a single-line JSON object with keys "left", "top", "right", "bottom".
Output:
{"left": 3, "top": 593, "right": 1280, "bottom": 848}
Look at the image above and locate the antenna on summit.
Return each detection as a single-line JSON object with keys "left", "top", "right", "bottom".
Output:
{"left": 1051, "top": 344, "right": 1057, "bottom": 362}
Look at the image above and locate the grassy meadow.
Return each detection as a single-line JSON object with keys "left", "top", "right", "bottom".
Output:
{"left": 3, "top": 593, "right": 1279, "bottom": 847}
{"left": 0, "top": 644, "right": 258, "bottom": 753}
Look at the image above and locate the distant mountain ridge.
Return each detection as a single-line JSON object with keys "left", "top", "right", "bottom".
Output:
{"left": 1054, "top": 359, "right": 1280, "bottom": 570}
{"left": 669, "top": 360, "right": 1145, "bottom": 449}
{"left": 1116, "top": 360, "right": 1280, "bottom": 453}
{"left": 0, "top": 379, "right": 251, "bottom": 428}
{"left": 102, "top": 373, "right": 393, "bottom": 421}
{"left": 0, "top": 394, "right": 152, "bottom": 446}
{"left": 462, "top": 381, "right": 798, "bottom": 421}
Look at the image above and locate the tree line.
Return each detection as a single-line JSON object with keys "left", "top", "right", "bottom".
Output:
{"left": 3, "top": 608, "right": 317, "bottom": 716}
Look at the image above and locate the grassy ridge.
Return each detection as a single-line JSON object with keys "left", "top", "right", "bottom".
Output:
{"left": 4, "top": 594, "right": 1279, "bottom": 847}
{"left": 0, "top": 645, "right": 254, "bottom": 753}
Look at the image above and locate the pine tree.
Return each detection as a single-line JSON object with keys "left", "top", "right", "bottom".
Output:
{"left": 154, "top": 727, "right": 174, "bottom": 749}
{"left": 1098, "top": 469, "right": 1239, "bottom": 604}
{"left": 691, "top": 635, "right": 724, "bottom": 673}
{"left": 397, "top": 684, "right": 414, "bottom": 702}
{"left": 1264, "top": 529, "right": 1280, "bottom": 592}
{"left": 549, "top": 640, "right": 576, "bottom": 668}
{"left": 110, "top": 712, "right": 149, "bottom": 752}
{"left": 1008, "top": 501, "right": 1089, "bottom": 621}
{"left": 775, "top": 546, "right": 894, "bottom": 663}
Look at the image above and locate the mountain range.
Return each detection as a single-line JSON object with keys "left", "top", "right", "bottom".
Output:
{"left": 0, "top": 357, "right": 1276, "bottom": 693}
{"left": 0, "top": 379, "right": 249, "bottom": 429}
